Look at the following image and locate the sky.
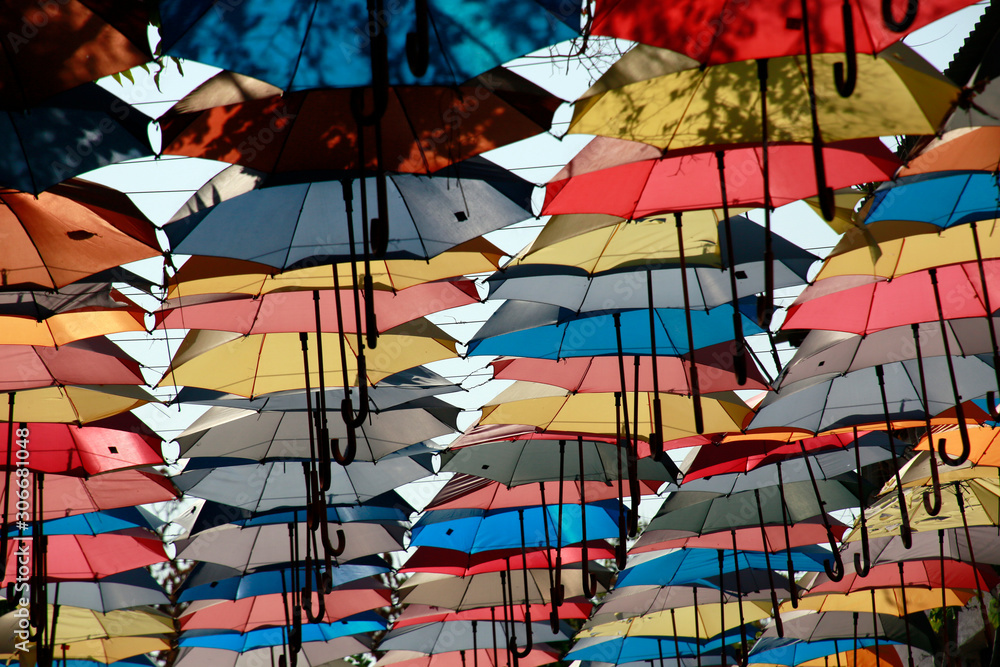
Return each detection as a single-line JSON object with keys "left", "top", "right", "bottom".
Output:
{"left": 84, "top": 3, "right": 992, "bottom": 515}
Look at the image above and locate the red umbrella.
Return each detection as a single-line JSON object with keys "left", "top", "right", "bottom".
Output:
{"left": 631, "top": 516, "right": 848, "bottom": 554}
{"left": 154, "top": 280, "right": 480, "bottom": 334}
{"left": 179, "top": 585, "right": 392, "bottom": 633}
{"left": 0, "top": 339, "right": 144, "bottom": 392}
{"left": 784, "top": 259, "right": 1000, "bottom": 335}
{"left": 425, "top": 475, "right": 661, "bottom": 512}
{"left": 589, "top": 0, "right": 978, "bottom": 64}
{"left": 806, "top": 559, "right": 1000, "bottom": 595}
{"left": 0, "top": 469, "right": 176, "bottom": 521}
{"left": 401, "top": 544, "right": 616, "bottom": 576}
{"left": 542, "top": 138, "right": 899, "bottom": 219}
{"left": 393, "top": 604, "right": 592, "bottom": 628}
{"left": 1, "top": 533, "right": 167, "bottom": 584}
{"left": 376, "top": 648, "right": 560, "bottom": 667}
{"left": 0, "top": 419, "right": 162, "bottom": 476}
{"left": 490, "top": 344, "right": 768, "bottom": 395}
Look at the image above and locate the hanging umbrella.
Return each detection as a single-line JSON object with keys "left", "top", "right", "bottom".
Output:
{"left": 38, "top": 605, "right": 173, "bottom": 643}
{"left": 0, "top": 419, "right": 163, "bottom": 476}
{"left": 923, "top": 425, "right": 1000, "bottom": 465}
{"left": 750, "top": 359, "right": 997, "bottom": 433}
{"left": 398, "top": 566, "right": 613, "bottom": 610}
{"left": 173, "top": 639, "right": 372, "bottom": 667}
{"left": 174, "top": 520, "right": 405, "bottom": 569}
{"left": 0, "top": 469, "right": 176, "bottom": 521}
{"left": 0, "top": 339, "right": 144, "bottom": 392}
{"left": 589, "top": 0, "right": 977, "bottom": 63}
{"left": 0, "top": 268, "right": 151, "bottom": 320}
{"left": 164, "top": 237, "right": 504, "bottom": 299}
{"left": 180, "top": 588, "right": 392, "bottom": 632}
{"left": 759, "top": 610, "right": 935, "bottom": 655}
{"left": 794, "top": 646, "right": 910, "bottom": 667}
{"left": 426, "top": 475, "right": 660, "bottom": 512}
{"left": 0, "top": 568, "right": 168, "bottom": 612}
{"left": 173, "top": 401, "right": 458, "bottom": 462}
{"left": 0, "top": 179, "right": 162, "bottom": 289}
{"left": 17, "top": 636, "right": 170, "bottom": 663}
{"left": 859, "top": 172, "right": 1000, "bottom": 228}
{"left": 9, "top": 507, "right": 161, "bottom": 537}
{"left": 469, "top": 299, "right": 763, "bottom": 360}
{"left": 158, "top": 71, "right": 561, "bottom": 178}
{"left": 542, "top": 138, "right": 898, "bottom": 219}
{"left": 785, "top": 588, "right": 976, "bottom": 615}
{"left": 393, "top": 604, "right": 593, "bottom": 626}
{"left": 900, "top": 126, "right": 1000, "bottom": 175}
{"left": 158, "top": 1, "right": 581, "bottom": 90}
{"left": 566, "top": 634, "right": 737, "bottom": 664}
{"left": 0, "top": 384, "right": 156, "bottom": 424}
{"left": 0, "top": 293, "right": 146, "bottom": 347}
{"left": 173, "top": 454, "right": 434, "bottom": 512}
{"left": 806, "top": 559, "right": 998, "bottom": 595}
{"left": 176, "top": 561, "right": 389, "bottom": 603}
{"left": 2, "top": 534, "right": 168, "bottom": 583}
{"left": 157, "top": 325, "right": 457, "bottom": 397}
{"left": 478, "top": 384, "right": 752, "bottom": 441}
{"left": 632, "top": 518, "right": 846, "bottom": 555}
{"left": 578, "top": 601, "right": 773, "bottom": 640}
{"left": 379, "top": 619, "right": 571, "bottom": 653}
{"left": 748, "top": 638, "right": 892, "bottom": 667}
{"left": 490, "top": 347, "right": 768, "bottom": 395}
{"left": 617, "top": 548, "right": 830, "bottom": 589}
{"left": 0, "top": 83, "right": 153, "bottom": 194}
{"left": 401, "top": 544, "right": 615, "bottom": 576}
{"left": 163, "top": 158, "right": 535, "bottom": 267}
{"left": 179, "top": 618, "right": 386, "bottom": 650}
{"left": 410, "top": 502, "right": 621, "bottom": 553}
{"left": 375, "top": 647, "right": 560, "bottom": 667}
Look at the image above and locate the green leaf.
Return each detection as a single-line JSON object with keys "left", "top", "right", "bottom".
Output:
{"left": 122, "top": 69, "right": 135, "bottom": 84}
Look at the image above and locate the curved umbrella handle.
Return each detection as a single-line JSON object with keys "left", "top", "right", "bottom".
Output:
{"left": 853, "top": 522, "right": 872, "bottom": 578}
{"left": 509, "top": 619, "right": 534, "bottom": 657}
{"left": 882, "top": 0, "right": 918, "bottom": 32}
{"left": 406, "top": 0, "right": 430, "bottom": 77}
{"left": 938, "top": 429, "right": 970, "bottom": 466}
{"left": 549, "top": 605, "right": 560, "bottom": 634}
{"left": 323, "top": 527, "right": 347, "bottom": 561}
{"left": 834, "top": 0, "right": 857, "bottom": 98}
{"left": 923, "top": 447, "right": 943, "bottom": 516}
{"left": 302, "top": 576, "right": 327, "bottom": 624}
{"left": 332, "top": 432, "right": 357, "bottom": 466}
{"left": 341, "top": 354, "right": 371, "bottom": 430}
{"left": 581, "top": 557, "right": 599, "bottom": 598}
{"left": 823, "top": 534, "right": 845, "bottom": 582}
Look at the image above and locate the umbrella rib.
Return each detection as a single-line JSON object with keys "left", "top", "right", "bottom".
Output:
{"left": 652, "top": 308, "right": 681, "bottom": 357}
{"left": 280, "top": 183, "right": 313, "bottom": 271}
{"left": 394, "top": 89, "right": 434, "bottom": 176}
{"left": 662, "top": 67, "right": 712, "bottom": 154}
{"left": 249, "top": 334, "right": 267, "bottom": 400}
{"left": 386, "top": 173, "right": 432, "bottom": 261}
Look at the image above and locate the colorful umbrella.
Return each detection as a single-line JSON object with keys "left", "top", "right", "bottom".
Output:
{"left": 1, "top": 534, "right": 168, "bottom": 584}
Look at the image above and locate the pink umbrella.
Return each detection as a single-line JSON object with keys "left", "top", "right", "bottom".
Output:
{"left": 2, "top": 534, "right": 167, "bottom": 584}
{"left": 0, "top": 338, "right": 144, "bottom": 392}
{"left": 0, "top": 469, "right": 176, "bottom": 521}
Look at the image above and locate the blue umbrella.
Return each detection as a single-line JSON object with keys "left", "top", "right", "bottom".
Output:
{"left": 158, "top": 0, "right": 581, "bottom": 90}
{"left": 409, "top": 500, "right": 622, "bottom": 553}
{"left": 749, "top": 637, "right": 887, "bottom": 665}
{"left": 467, "top": 302, "right": 763, "bottom": 359}
{"left": 861, "top": 172, "right": 1000, "bottom": 228}
{"left": 567, "top": 634, "right": 740, "bottom": 663}
{"left": 617, "top": 548, "right": 832, "bottom": 588}
{"left": 6, "top": 507, "right": 161, "bottom": 536}
{"left": 176, "top": 559, "right": 389, "bottom": 602}
{"left": 178, "top": 614, "right": 386, "bottom": 650}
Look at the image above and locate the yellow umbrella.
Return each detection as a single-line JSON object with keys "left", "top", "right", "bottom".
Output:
{"left": 786, "top": 588, "right": 975, "bottom": 616}
{"left": 816, "top": 219, "right": 1000, "bottom": 281}
{"left": 166, "top": 237, "right": 504, "bottom": 300}
{"left": 1, "top": 385, "right": 154, "bottom": 424}
{"left": 45, "top": 605, "right": 174, "bottom": 643}
{"left": 576, "top": 602, "right": 771, "bottom": 640}
{"left": 157, "top": 325, "right": 457, "bottom": 398}
{"left": 0, "top": 309, "right": 146, "bottom": 347}
{"left": 51, "top": 636, "right": 170, "bottom": 663}
{"left": 479, "top": 382, "right": 751, "bottom": 439}
{"left": 569, "top": 43, "right": 956, "bottom": 151}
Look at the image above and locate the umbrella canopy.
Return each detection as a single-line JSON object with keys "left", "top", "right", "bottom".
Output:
{"left": 806, "top": 559, "right": 998, "bottom": 594}
{"left": 158, "top": 72, "right": 561, "bottom": 177}
{"left": 1, "top": 568, "right": 169, "bottom": 612}
{"left": 179, "top": 618, "right": 385, "bottom": 650}
{"left": 180, "top": 588, "right": 392, "bottom": 632}
{"left": 376, "top": 648, "right": 560, "bottom": 667}
{"left": 174, "top": 520, "right": 406, "bottom": 569}
{"left": 542, "top": 138, "right": 898, "bottom": 218}
{"left": 155, "top": 279, "right": 480, "bottom": 334}
{"left": 900, "top": 126, "right": 1000, "bottom": 175}
{"left": 860, "top": 172, "right": 1000, "bottom": 228}
{"left": 409, "top": 501, "right": 621, "bottom": 553}
{"left": 490, "top": 347, "right": 768, "bottom": 395}
{"left": 837, "top": 526, "right": 1000, "bottom": 566}
{"left": 176, "top": 562, "right": 389, "bottom": 603}
{"left": 785, "top": 588, "right": 977, "bottom": 615}
{"left": 173, "top": 639, "right": 371, "bottom": 667}
{"left": 398, "top": 566, "right": 612, "bottom": 610}
{"left": 426, "top": 475, "right": 660, "bottom": 511}
{"left": 22, "top": 636, "right": 170, "bottom": 663}
{"left": 11, "top": 507, "right": 161, "bottom": 537}
{"left": 578, "top": 601, "right": 772, "bottom": 640}
{"left": 0, "top": 419, "right": 163, "bottom": 476}
{"left": 0, "top": 295, "right": 146, "bottom": 347}
{"left": 760, "top": 610, "right": 935, "bottom": 652}
{"left": 567, "top": 634, "right": 736, "bottom": 663}
{"left": 593, "top": 577, "right": 791, "bottom": 623}
{"left": 923, "top": 425, "right": 1000, "bottom": 465}
{"left": 379, "top": 620, "right": 571, "bottom": 653}
{"left": 749, "top": 638, "right": 888, "bottom": 666}
{"left": 440, "top": 439, "right": 680, "bottom": 487}
{"left": 174, "top": 401, "right": 458, "bottom": 462}
{"left": 163, "top": 158, "right": 535, "bottom": 267}
{"left": 0, "top": 84, "right": 153, "bottom": 194}
{"left": 478, "top": 384, "right": 752, "bottom": 439}
{"left": 173, "top": 455, "right": 434, "bottom": 512}
{"left": 0, "top": 180, "right": 162, "bottom": 289}
{"left": 751, "top": 358, "right": 998, "bottom": 432}
{"left": 632, "top": 518, "right": 846, "bottom": 554}
{"left": 0, "top": 384, "right": 155, "bottom": 424}
{"left": 393, "top": 604, "right": 592, "bottom": 626}
{"left": 589, "top": 0, "right": 977, "bottom": 64}
{"left": 2, "top": 534, "right": 168, "bottom": 584}
{"left": 467, "top": 301, "right": 763, "bottom": 359}
{"left": 568, "top": 43, "right": 956, "bottom": 150}
{"left": 0, "top": 469, "right": 176, "bottom": 521}
{"left": 401, "top": 543, "right": 616, "bottom": 576}
{"left": 164, "top": 238, "right": 504, "bottom": 298}
{"left": 616, "top": 548, "right": 830, "bottom": 588}
{"left": 41, "top": 605, "right": 173, "bottom": 643}
{"left": 158, "top": 1, "right": 580, "bottom": 89}
{"left": 158, "top": 325, "right": 457, "bottom": 397}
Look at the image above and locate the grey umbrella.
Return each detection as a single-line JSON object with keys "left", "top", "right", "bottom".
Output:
{"left": 175, "top": 399, "right": 459, "bottom": 461}
{"left": 173, "top": 451, "right": 435, "bottom": 512}
{"left": 759, "top": 610, "right": 936, "bottom": 654}
{"left": 751, "top": 355, "right": 999, "bottom": 433}
{"left": 0, "top": 569, "right": 169, "bottom": 612}
{"left": 839, "top": 526, "right": 1000, "bottom": 569}
{"left": 378, "top": 620, "right": 571, "bottom": 653}
{"left": 174, "top": 639, "right": 370, "bottom": 667}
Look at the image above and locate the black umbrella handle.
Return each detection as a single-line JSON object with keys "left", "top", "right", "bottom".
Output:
{"left": 405, "top": 0, "right": 430, "bottom": 77}
{"left": 646, "top": 269, "right": 664, "bottom": 460}
{"left": 851, "top": 427, "right": 872, "bottom": 578}
{"left": 674, "top": 213, "right": 705, "bottom": 432}
{"left": 753, "top": 489, "right": 783, "bottom": 638}
{"left": 937, "top": 431, "right": 970, "bottom": 466}
{"left": 332, "top": 432, "right": 357, "bottom": 467}
{"left": 923, "top": 445, "right": 943, "bottom": 516}
{"left": 323, "top": 527, "right": 346, "bottom": 562}
{"left": 882, "top": 0, "right": 918, "bottom": 32}
{"left": 798, "top": 0, "right": 836, "bottom": 222}
{"left": 928, "top": 268, "right": 972, "bottom": 465}
{"left": 342, "top": 354, "right": 371, "bottom": 430}
{"left": 834, "top": 0, "right": 857, "bottom": 98}
{"left": 364, "top": 274, "right": 379, "bottom": 349}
